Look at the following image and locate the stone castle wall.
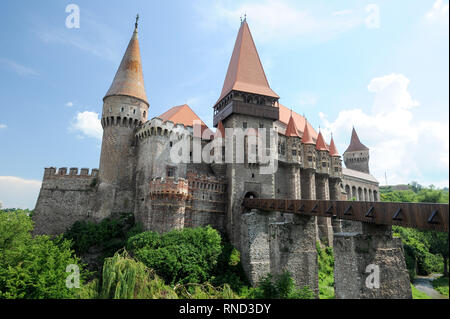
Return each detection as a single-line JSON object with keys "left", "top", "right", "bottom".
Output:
{"left": 33, "top": 167, "right": 100, "bottom": 235}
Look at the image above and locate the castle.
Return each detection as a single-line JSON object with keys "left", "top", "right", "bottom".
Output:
{"left": 33, "top": 19, "right": 380, "bottom": 258}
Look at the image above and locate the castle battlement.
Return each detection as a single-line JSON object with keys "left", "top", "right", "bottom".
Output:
{"left": 149, "top": 177, "right": 190, "bottom": 198}
{"left": 43, "top": 167, "right": 99, "bottom": 180}
{"left": 136, "top": 117, "right": 193, "bottom": 141}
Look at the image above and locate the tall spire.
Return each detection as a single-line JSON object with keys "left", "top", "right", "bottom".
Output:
{"left": 302, "top": 120, "right": 315, "bottom": 145}
{"left": 329, "top": 135, "right": 340, "bottom": 157}
{"left": 285, "top": 114, "right": 300, "bottom": 137}
{"left": 344, "top": 127, "right": 369, "bottom": 153}
{"left": 104, "top": 16, "right": 148, "bottom": 105}
{"left": 217, "top": 20, "right": 279, "bottom": 103}
{"left": 315, "top": 130, "right": 328, "bottom": 151}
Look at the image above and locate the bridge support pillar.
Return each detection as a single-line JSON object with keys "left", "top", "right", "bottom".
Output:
{"left": 315, "top": 174, "right": 333, "bottom": 246}
{"left": 334, "top": 223, "right": 412, "bottom": 299}
{"left": 269, "top": 214, "right": 319, "bottom": 296}
{"left": 240, "top": 209, "right": 272, "bottom": 286}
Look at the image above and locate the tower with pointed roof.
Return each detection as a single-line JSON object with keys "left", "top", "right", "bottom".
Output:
{"left": 98, "top": 18, "right": 149, "bottom": 214}
{"left": 343, "top": 127, "right": 370, "bottom": 174}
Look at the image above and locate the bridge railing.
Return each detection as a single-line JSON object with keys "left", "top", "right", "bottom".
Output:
{"left": 242, "top": 198, "right": 448, "bottom": 232}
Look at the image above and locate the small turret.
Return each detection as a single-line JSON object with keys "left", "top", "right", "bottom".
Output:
{"left": 302, "top": 120, "right": 316, "bottom": 169}
{"left": 329, "top": 135, "right": 342, "bottom": 178}
{"left": 343, "top": 127, "right": 370, "bottom": 174}
{"left": 315, "top": 130, "right": 329, "bottom": 174}
{"left": 285, "top": 114, "right": 302, "bottom": 164}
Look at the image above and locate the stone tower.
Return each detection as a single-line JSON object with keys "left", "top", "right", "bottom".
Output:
{"left": 98, "top": 20, "right": 149, "bottom": 215}
{"left": 343, "top": 127, "right": 370, "bottom": 174}
{"left": 212, "top": 18, "right": 280, "bottom": 247}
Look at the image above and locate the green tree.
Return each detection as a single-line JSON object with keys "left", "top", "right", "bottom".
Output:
{"left": 0, "top": 210, "right": 87, "bottom": 298}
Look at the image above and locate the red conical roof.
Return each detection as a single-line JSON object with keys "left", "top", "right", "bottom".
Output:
{"left": 285, "top": 113, "right": 300, "bottom": 137}
{"left": 216, "top": 20, "right": 279, "bottom": 103}
{"left": 104, "top": 25, "right": 148, "bottom": 105}
{"left": 316, "top": 131, "right": 328, "bottom": 151}
{"left": 344, "top": 127, "right": 369, "bottom": 153}
{"left": 329, "top": 136, "right": 340, "bottom": 156}
{"left": 301, "top": 120, "right": 315, "bottom": 144}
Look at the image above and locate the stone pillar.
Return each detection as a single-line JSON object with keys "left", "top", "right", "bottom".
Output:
{"left": 334, "top": 223, "right": 412, "bottom": 299}
{"left": 315, "top": 174, "right": 333, "bottom": 246}
{"left": 269, "top": 214, "right": 319, "bottom": 296}
{"left": 240, "top": 209, "right": 272, "bottom": 286}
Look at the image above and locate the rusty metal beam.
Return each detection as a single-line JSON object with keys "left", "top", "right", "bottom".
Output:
{"left": 242, "top": 198, "right": 449, "bottom": 233}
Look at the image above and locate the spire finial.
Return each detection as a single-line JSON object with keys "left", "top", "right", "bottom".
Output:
{"left": 135, "top": 14, "right": 139, "bottom": 31}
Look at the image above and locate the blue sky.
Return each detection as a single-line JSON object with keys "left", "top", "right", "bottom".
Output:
{"left": 0, "top": 0, "right": 448, "bottom": 208}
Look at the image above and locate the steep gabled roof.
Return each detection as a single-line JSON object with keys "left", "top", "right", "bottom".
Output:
{"left": 301, "top": 120, "right": 315, "bottom": 145}
{"left": 344, "top": 127, "right": 369, "bottom": 153}
{"left": 285, "top": 113, "right": 300, "bottom": 137}
{"left": 315, "top": 131, "right": 328, "bottom": 151}
{"left": 104, "top": 26, "right": 148, "bottom": 105}
{"left": 329, "top": 136, "right": 340, "bottom": 157}
{"left": 216, "top": 20, "right": 279, "bottom": 103}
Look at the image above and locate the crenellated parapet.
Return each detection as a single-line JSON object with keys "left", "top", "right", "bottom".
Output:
{"left": 149, "top": 177, "right": 190, "bottom": 200}
{"left": 136, "top": 117, "right": 193, "bottom": 142}
{"left": 43, "top": 167, "right": 99, "bottom": 180}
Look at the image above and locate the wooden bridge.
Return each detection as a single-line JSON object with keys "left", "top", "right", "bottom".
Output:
{"left": 242, "top": 198, "right": 449, "bottom": 232}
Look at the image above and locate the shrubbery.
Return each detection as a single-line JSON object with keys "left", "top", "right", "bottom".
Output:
{"left": 317, "top": 242, "right": 334, "bottom": 299}
{"left": 0, "top": 210, "right": 87, "bottom": 298}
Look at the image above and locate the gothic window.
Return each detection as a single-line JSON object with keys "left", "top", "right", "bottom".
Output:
{"left": 121, "top": 107, "right": 124, "bottom": 112}
{"left": 243, "top": 122, "right": 247, "bottom": 129}
{"left": 109, "top": 107, "right": 112, "bottom": 113}
{"left": 292, "top": 150, "right": 297, "bottom": 156}
{"left": 322, "top": 162, "right": 327, "bottom": 167}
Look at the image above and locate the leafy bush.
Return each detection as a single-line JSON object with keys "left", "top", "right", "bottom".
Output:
{"left": 317, "top": 242, "right": 334, "bottom": 299}
{"left": 0, "top": 210, "right": 88, "bottom": 299}
{"left": 242, "top": 272, "right": 315, "bottom": 299}
{"left": 432, "top": 276, "right": 449, "bottom": 297}
{"left": 127, "top": 226, "right": 222, "bottom": 285}
{"left": 63, "top": 213, "right": 142, "bottom": 268}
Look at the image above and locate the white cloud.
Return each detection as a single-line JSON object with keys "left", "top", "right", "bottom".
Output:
{"left": 66, "top": 101, "right": 74, "bottom": 107}
{"left": 320, "top": 73, "right": 449, "bottom": 187}
{"left": 426, "top": 0, "right": 449, "bottom": 20}
{"left": 0, "top": 124, "right": 7, "bottom": 129}
{"left": 0, "top": 57, "right": 38, "bottom": 77}
{"left": 69, "top": 111, "right": 102, "bottom": 140}
{"left": 0, "top": 176, "right": 42, "bottom": 209}
{"left": 201, "top": 0, "right": 366, "bottom": 43}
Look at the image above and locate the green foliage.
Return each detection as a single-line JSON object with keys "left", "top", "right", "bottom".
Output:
{"left": 432, "top": 276, "right": 449, "bottom": 297}
{"left": 317, "top": 242, "right": 335, "bottom": 299}
{"left": 411, "top": 283, "right": 431, "bottom": 299}
{"left": 0, "top": 210, "right": 88, "bottom": 299}
{"left": 127, "top": 226, "right": 222, "bottom": 285}
{"left": 63, "top": 213, "right": 143, "bottom": 273}
{"left": 382, "top": 183, "right": 449, "bottom": 279}
{"left": 85, "top": 250, "right": 239, "bottom": 299}
{"left": 242, "top": 272, "right": 315, "bottom": 299}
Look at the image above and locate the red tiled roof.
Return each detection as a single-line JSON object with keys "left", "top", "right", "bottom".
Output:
{"left": 301, "top": 120, "right": 315, "bottom": 145}
{"left": 278, "top": 104, "right": 318, "bottom": 140}
{"left": 285, "top": 113, "right": 300, "bottom": 137}
{"left": 316, "top": 131, "right": 328, "bottom": 151}
{"left": 344, "top": 127, "right": 369, "bottom": 153}
{"left": 216, "top": 21, "right": 279, "bottom": 103}
{"left": 329, "top": 136, "right": 340, "bottom": 156}
{"left": 159, "top": 104, "right": 207, "bottom": 128}
{"left": 104, "top": 28, "right": 148, "bottom": 104}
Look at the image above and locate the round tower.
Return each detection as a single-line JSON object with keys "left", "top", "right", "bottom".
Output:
{"left": 98, "top": 17, "right": 149, "bottom": 213}
{"left": 343, "top": 127, "right": 370, "bottom": 174}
